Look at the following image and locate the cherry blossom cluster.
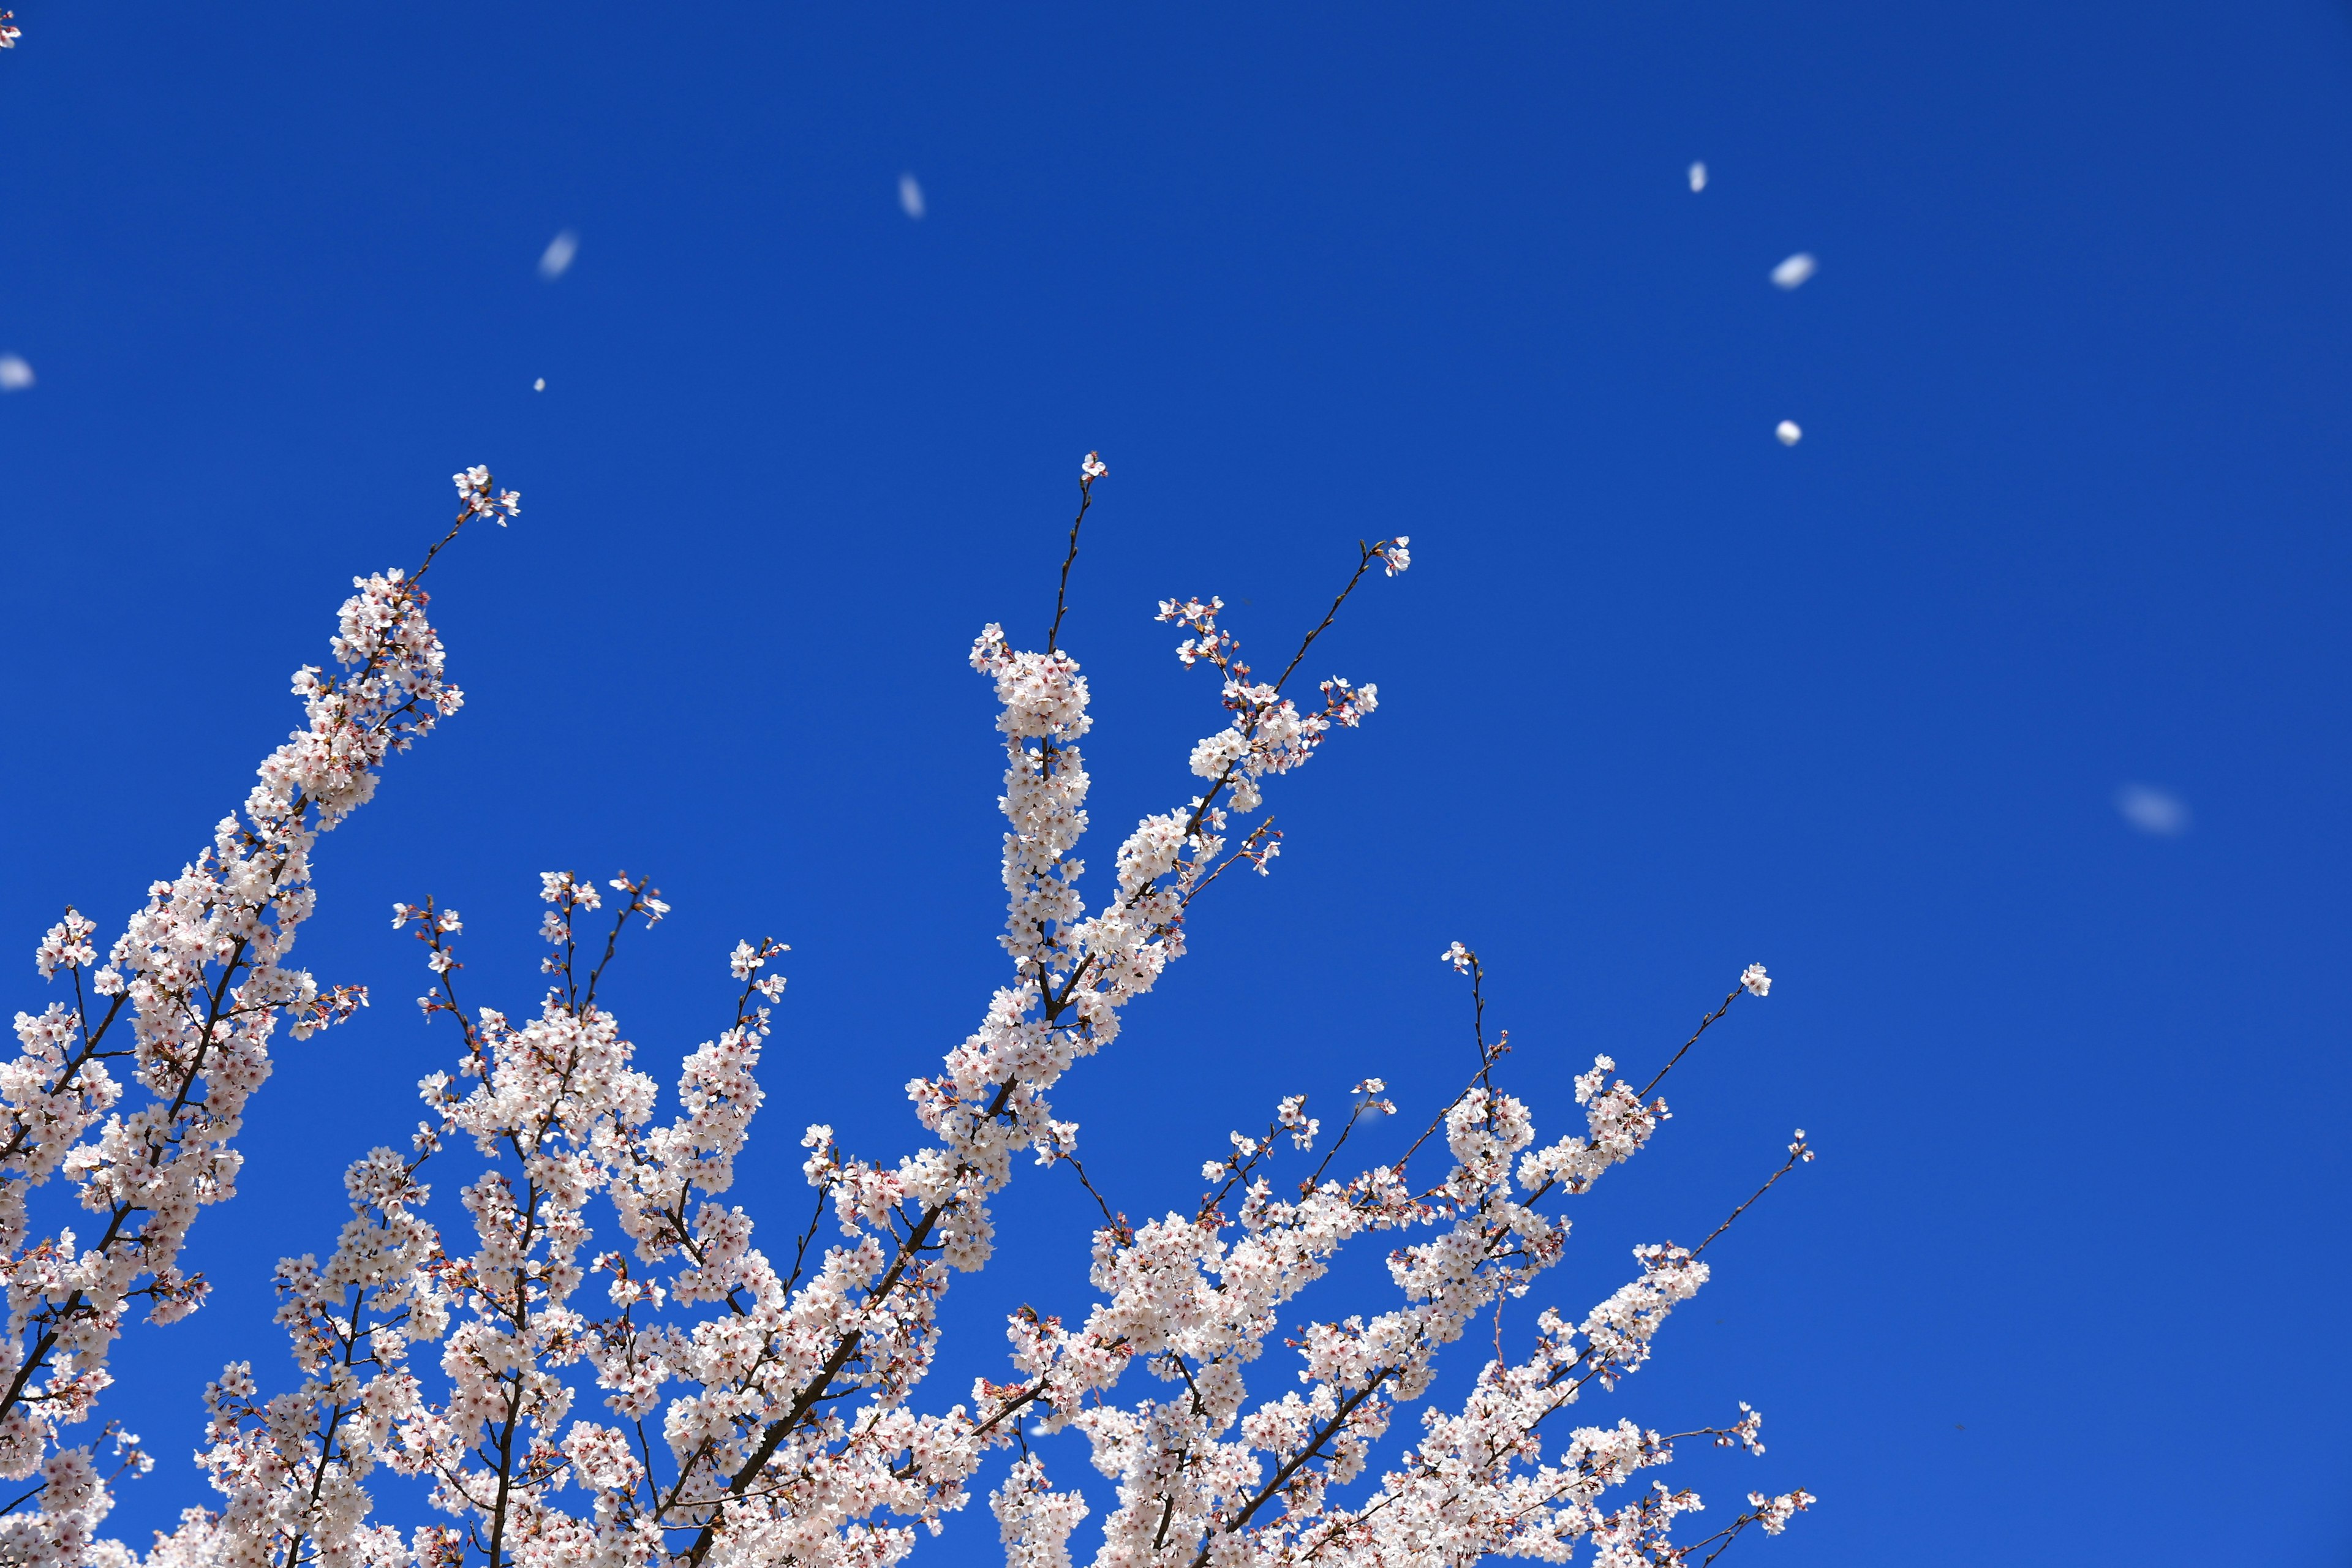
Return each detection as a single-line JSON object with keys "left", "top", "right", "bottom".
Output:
{"left": 124, "top": 456, "right": 1425, "bottom": 1568}
{"left": 451, "top": 469, "right": 521, "bottom": 526}
{"left": 0, "top": 13, "right": 19, "bottom": 50}
{"left": 11, "top": 453, "right": 1812, "bottom": 1568}
{"left": 971, "top": 949, "right": 1807, "bottom": 1568}
{"left": 4, "top": 469, "right": 508, "bottom": 1568}
{"left": 1149, "top": 564, "right": 1395, "bottom": 816}
{"left": 153, "top": 870, "right": 758, "bottom": 1568}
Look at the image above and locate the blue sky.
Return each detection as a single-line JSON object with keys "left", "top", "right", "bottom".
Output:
{"left": 4, "top": 3, "right": 2350, "bottom": 1562}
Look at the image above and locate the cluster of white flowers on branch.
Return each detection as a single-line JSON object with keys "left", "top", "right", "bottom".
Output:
{"left": 973, "top": 944, "right": 1811, "bottom": 1568}
{"left": 6, "top": 469, "right": 510, "bottom": 1568}
{"left": 16, "top": 454, "right": 1811, "bottom": 1568}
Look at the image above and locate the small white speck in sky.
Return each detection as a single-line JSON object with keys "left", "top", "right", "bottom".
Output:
{"left": 1688, "top": 160, "right": 1708, "bottom": 192}
{"left": 1771, "top": 252, "right": 1817, "bottom": 290}
{"left": 899, "top": 173, "right": 925, "bottom": 220}
{"left": 533, "top": 377, "right": 546, "bottom": 392}
{"left": 0, "top": 355, "right": 31, "bottom": 391}
{"left": 1775, "top": 420, "right": 1803, "bottom": 446}
{"left": 539, "top": 230, "right": 579, "bottom": 279}
{"left": 2116, "top": 783, "right": 2190, "bottom": 837}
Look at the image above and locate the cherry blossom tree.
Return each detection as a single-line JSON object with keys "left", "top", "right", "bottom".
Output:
{"left": 13, "top": 459, "right": 1812, "bottom": 1568}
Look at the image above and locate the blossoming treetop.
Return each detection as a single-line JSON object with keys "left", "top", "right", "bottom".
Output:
{"left": 13, "top": 458, "right": 1811, "bottom": 1568}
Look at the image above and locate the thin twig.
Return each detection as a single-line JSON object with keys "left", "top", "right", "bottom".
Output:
{"left": 1045, "top": 474, "right": 1098, "bottom": 653}
{"left": 1692, "top": 1140, "right": 1811, "bottom": 1257}
{"left": 1638, "top": 986, "right": 1743, "bottom": 1102}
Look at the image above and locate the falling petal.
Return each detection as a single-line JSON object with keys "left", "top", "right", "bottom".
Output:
{"left": 1771, "top": 252, "right": 1817, "bottom": 290}
{"left": 538, "top": 230, "right": 579, "bottom": 279}
{"left": 0, "top": 355, "right": 31, "bottom": 391}
{"left": 1775, "top": 420, "right": 1803, "bottom": 446}
{"left": 899, "top": 173, "right": 925, "bottom": 220}
{"left": 2116, "top": 783, "right": 2190, "bottom": 837}
{"left": 1688, "top": 160, "right": 1708, "bottom": 192}
{"left": 533, "top": 377, "right": 546, "bottom": 391}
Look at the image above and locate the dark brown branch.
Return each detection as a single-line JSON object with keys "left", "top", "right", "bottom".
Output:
{"left": 1188, "top": 1370, "right": 1395, "bottom": 1567}
{"left": 1045, "top": 473, "right": 1099, "bottom": 654}
{"left": 1692, "top": 1140, "right": 1810, "bottom": 1258}
{"left": 669, "top": 1067, "right": 1033, "bottom": 1560}
{"left": 1270, "top": 542, "right": 1386, "bottom": 697}
{"left": 1637, "top": 985, "right": 1744, "bottom": 1102}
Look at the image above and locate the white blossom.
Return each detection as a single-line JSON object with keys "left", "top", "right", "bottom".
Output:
{"left": 452, "top": 465, "right": 520, "bottom": 523}
{"left": 1751, "top": 1486, "right": 1817, "bottom": 1532}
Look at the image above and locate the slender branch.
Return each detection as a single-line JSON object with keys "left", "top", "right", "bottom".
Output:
{"left": 1056, "top": 1149, "right": 1126, "bottom": 1234}
{"left": 1188, "top": 1371, "right": 1395, "bottom": 1567}
{"left": 1692, "top": 1139, "right": 1811, "bottom": 1258}
{"left": 1045, "top": 473, "right": 1098, "bottom": 654}
{"left": 1638, "top": 986, "right": 1743, "bottom": 1102}
{"left": 1152, "top": 1487, "right": 1182, "bottom": 1551}
{"left": 667, "top": 1063, "right": 1030, "bottom": 1562}
{"left": 1175, "top": 819, "right": 1281, "bottom": 908}
{"left": 1270, "top": 543, "right": 1384, "bottom": 696}
{"left": 1696, "top": 1510, "right": 1773, "bottom": 1567}
{"left": 582, "top": 875, "right": 662, "bottom": 1009}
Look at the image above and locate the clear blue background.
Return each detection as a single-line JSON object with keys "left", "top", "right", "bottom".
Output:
{"left": 3, "top": 3, "right": 2348, "bottom": 1562}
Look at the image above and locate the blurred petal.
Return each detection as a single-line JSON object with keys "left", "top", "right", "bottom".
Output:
{"left": 538, "top": 230, "right": 579, "bottom": 279}
{"left": 2116, "top": 784, "right": 2190, "bottom": 837}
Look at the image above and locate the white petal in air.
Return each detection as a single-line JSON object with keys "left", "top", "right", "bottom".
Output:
{"left": 2116, "top": 783, "right": 2190, "bottom": 837}
{"left": 0, "top": 355, "right": 31, "bottom": 391}
{"left": 1688, "top": 160, "right": 1708, "bottom": 193}
{"left": 899, "top": 173, "right": 925, "bottom": 220}
{"left": 538, "top": 230, "right": 579, "bottom": 280}
{"left": 1775, "top": 420, "right": 1803, "bottom": 447}
{"left": 1771, "top": 252, "right": 1817, "bottom": 290}
{"left": 533, "top": 378, "right": 546, "bottom": 392}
